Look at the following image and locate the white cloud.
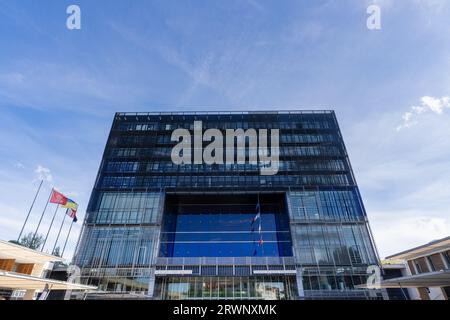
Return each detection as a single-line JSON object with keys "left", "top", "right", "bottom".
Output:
{"left": 34, "top": 165, "right": 52, "bottom": 182}
{"left": 65, "top": 191, "right": 80, "bottom": 198}
{"left": 397, "top": 95, "right": 450, "bottom": 131}
{"left": 0, "top": 72, "right": 25, "bottom": 85}
{"left": 371, "top": 213, "right": 450, "bottom": 258}
{"left": 421, "top": 96, "right": 450, "bottom": 113}
{"left": 13, "top": 162, "right": 25, "bottom": 169}
{"left": 346, "top": 110, "right": 450, "bottom": 257}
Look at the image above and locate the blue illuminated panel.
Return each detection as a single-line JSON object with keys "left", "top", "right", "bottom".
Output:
{"left": 159, "top": 195, "right": 293, "bottom": 257}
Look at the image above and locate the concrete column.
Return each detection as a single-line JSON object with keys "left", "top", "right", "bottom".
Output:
{"left": 424, "top": 256, "right": 434, "bottom": 272}
{"left": 409, "top": 260, "right": 419, "bottom": 275}
{"left": 31, "top": 263, "right": 44, "bottom": 277}
{"left": 147, "top": 268, "right": 156, "bottom": 298}
{"left": 296, "top": 268, "right": 304, "bottom": 299}
{"left": 428, "top": 287, "right": 445, "bottom": 300}
{"left": 23, "top": 290, "right": 36, "bottom": 300}
{"left": 440, "top": 252, "right": 450, "bottom": 269}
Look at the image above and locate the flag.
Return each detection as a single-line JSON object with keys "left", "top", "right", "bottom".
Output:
{"left": 50, "top": 189, "right": 68, "bottom": 205}
{"left": 251, "top": 212, "right": 260, "bottom": 224}
{"left": 62, "top": 198, "right": 78, "bottom": 210}
{"left": 252, "top": 196, "right": 261, "bottom": 224}
{"left": 67, "top": 208, "right": 78, "bottom": 223}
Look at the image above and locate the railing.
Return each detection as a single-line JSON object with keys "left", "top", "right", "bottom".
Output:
{"left": 153, "top": 257, "right": 296, "bottom": 277}
{"left": 155, "top": 256, "right": 295, "bottom": 266}
{"left": 303, "top": 289, "right": 384, "bottom": 300}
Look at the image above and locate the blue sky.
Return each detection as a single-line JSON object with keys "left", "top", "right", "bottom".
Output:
{"left": 0, "top": 0, "right": 450, "bottom": 260}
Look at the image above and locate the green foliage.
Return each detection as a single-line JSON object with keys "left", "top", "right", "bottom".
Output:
{"left": 10, "top": 232, "right": 45, "bottom": 250}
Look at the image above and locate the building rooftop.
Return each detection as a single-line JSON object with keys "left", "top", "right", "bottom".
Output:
{"left": 381, "top": 259, "right": 407, "bottom": 269}
{"left": 115, "top": 110, "right": 334, "bottom": 117}
{"left": 0, "top": 240, "right": 64, "bottom": 265}
{"left": 0, "top": 240, "right": 97, "bottom": 295}
{"left": 0, "top": 270, "right": 96, "bottom": 291}
{"left": 386, "top": 236, "right": 450, "bottom": 260}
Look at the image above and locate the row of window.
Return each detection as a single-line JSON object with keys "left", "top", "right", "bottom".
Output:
{"left": 75, "top": 224, "right": 375, "bottom": 267}
{"left": 95, "top": 192, "right": 161, "bottom": 211}
{"left": 88, "top": 192, "right": 161, "bottom": 224}
{"left": 289, "top": 191, "right": 364, "bottom": 221}
{"left": 74, "top": 226, "right": 159, "bottom": 268}
{"left": 104, "top": 159, "right": 347, "bottom": 174}
{"left": 301, "top": 274, "right": 367, "bottom": 292}
{"left": 115, "top": 120, "right": 335, "bottom": 132}
{"left": 80, "top": 273, "right": 371, "bottom": 297}
{"left": 87, "top": 190, "right": 364, "bottom": 225}
{"left": 108, "top": 146, "right": 343, "bottom": 159}
{"left": 291, "top": 224, "right": 377, "bottom": 266}
{"left": 90, "top": 209, "right": 160, "bottom": 225}
{"left": 155, "top": 276, "right": 297, "bottom": 300}
{"left": 111, "top": 133, "right": 339, "bottom": 146}
{"left": 81, "top": 275, "right": 150, "bottom": 293}
{"left": 99, "top": 174, "right": 351, "bottom": 189}
{"left": 411, "top": 251, "right": 450, "bottom": 274}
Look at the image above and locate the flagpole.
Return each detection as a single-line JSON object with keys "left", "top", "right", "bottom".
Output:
{"left": 31, "top": 188, "right": 53, "bottom": 248}
{"left": 61, "top": 220, "right": 74, "bottom": 257}
{"left": 258, "top": 193, "right": 264, "bottom": 255}
{"left": 52, "top": 209, "right": 68, "bottom": 255}
{"left": 17, "top": 179, "right": 43, "bottom": 242}
{"left": 41, "top": 204, "right": 59, "bottom": 252}
{"left": 72, "top": 220, "right": 84, "bottom": 262}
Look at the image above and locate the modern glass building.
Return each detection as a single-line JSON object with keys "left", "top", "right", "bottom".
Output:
{"left": 73, "top": 111, "right": 382, "bottom": 300}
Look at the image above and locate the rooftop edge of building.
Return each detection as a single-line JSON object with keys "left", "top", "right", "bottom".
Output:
{"left": 386, "top": 236, "right": 450, "bottom": 260}
{"left": 115, "top": 110, "right": 335, "bottom": 117}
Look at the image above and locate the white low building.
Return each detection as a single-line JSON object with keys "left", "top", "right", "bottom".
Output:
{"left": 0, "top": 239, "right": 96, "bottom": 300}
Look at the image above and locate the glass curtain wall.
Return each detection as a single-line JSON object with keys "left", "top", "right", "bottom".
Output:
{"left": 73, "top": 111, "right": 381, "bottom": 300}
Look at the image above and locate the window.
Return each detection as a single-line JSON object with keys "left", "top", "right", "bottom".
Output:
{"left": 427, "top": 256, "right": 436, "bottom": 271}
{"left": 415, "top": 261, "right": 422, "bottom": 273}
{"left": 95, "top": 192, "right": 161, "bottom": 224}
{"left": 443, "top": 251, "right": 450, "bottom": 267}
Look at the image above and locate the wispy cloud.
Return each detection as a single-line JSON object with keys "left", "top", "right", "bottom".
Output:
{"left": 0, "top": 62, "right": 136, "bottom": 115}
{"left": 397, "top": 96, "right": 450, "bottom": 131}
{"left": 34, "top": 165, "right": 52, "bottom": 182}
{"left": 13, "top": 162, "right": 25, "bottom": 169}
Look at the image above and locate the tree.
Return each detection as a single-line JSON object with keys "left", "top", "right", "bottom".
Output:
{"left": 52, "top": 246, "right": 61, "bottom": 257}
{"left": 10, "top": 232, "right": 45, "bottom": 250}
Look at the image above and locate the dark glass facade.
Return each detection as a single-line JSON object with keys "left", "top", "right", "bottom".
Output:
{"left": 73, "top": 111, "right": 382, "bottom": 299}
